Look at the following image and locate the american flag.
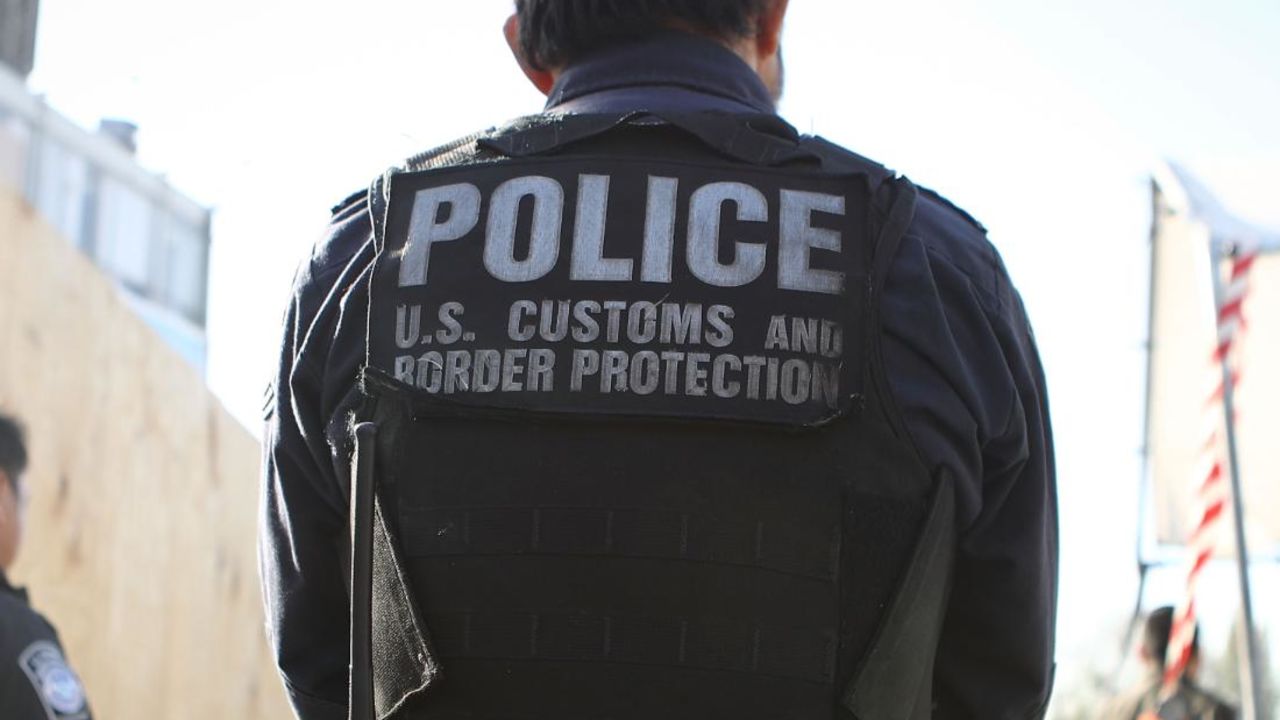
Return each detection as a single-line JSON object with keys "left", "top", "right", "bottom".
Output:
{"left": 1163, "top": 246, "right": 1258, "bottom": 691}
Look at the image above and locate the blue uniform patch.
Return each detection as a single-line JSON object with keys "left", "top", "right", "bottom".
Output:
{"left": 18, "top": 641, "right": 89, "bottom": 720}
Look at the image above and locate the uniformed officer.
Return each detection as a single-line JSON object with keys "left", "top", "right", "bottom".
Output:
{"left": 261, "top": 2, "right": 1057, "bottom": 718}
{"left": 1100, "top": 607, "right": 1236, "bottom": 720}
{"left": 0, "top": 414, "right": 93, "bottom": 720}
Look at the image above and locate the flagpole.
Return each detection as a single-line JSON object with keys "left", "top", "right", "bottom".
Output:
{"left": 1207, "top": 239, "right": 1264, "bottom": 720}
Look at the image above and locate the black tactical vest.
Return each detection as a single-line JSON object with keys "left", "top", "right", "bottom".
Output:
{"left": 349, "top": 113, "right": 955, "bottom": 720}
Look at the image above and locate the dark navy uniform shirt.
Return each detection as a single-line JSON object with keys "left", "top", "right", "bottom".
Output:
{"left": 261, "top": 32, "right": 1057, "bottom": 720}
{"left": 0, "top": 572, "right": 93, "bottom": 720}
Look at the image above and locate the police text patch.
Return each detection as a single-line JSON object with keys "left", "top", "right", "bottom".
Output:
{"left": 368, "top": 157, "right": 871, "bottom": 426}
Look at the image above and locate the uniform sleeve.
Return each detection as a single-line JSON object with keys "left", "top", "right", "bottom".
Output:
{"left": 0, "top": 613, "right": 94, "bottom": 720}
{"left": 935, "top": 282, "right": 1056, "bottom": 719}
{"left": 879, "top": 221, "right": 1057, "bottom": 718}
{"left": 259, "top": 202, "right": 376, "bottom": 720}
{"left": 0, "top": 646, "right": 51, "bottom": 720}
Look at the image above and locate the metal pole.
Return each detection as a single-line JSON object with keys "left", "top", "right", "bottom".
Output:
{"left": 1116, "top": 564, "right": 1150, "bottom": 688}
{"left": 1207, "top": 240, "right": 1265, "bottom": 720}
{"left": 1127, "top": 181, "right": 1161, "bottom": 671}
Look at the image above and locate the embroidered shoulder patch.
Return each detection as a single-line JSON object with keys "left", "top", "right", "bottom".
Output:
{"left": 18, "top": 641, "right": 89, "bottom": 720}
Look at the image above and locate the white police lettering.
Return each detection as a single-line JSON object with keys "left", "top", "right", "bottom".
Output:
{"left": 508, "top": 300, "right": 537, "bottom": 342}
{"left": 626, "top": 302, "right": 658, "bottom": 344}
{"left": 484, "top": 175, "right": 564, "bottom": 282}
{"left": 641, "top": 176, "right": 679, "bottom": 283}
{"left": 764, "top": 315, "right": 843, "bottom": 357}
{"left": 383, "top": 165, "right": 857, "bottom": 416}
{"left": 779, "top": 190, "right": 845, "bottom": 294}
{"left": 395, "top": 305, "right": 422, "bottom": 349}
{"left": 397, "top": 174, "right": 844, "bottom": 294}
{"left": 571, "top": 174, "right": 633, "bottom": 281}
{"left": 400, "top": 183, "right": 481, "bottom": 288}
{"left": 552, "top": 347, "right": 840, "bottom": 407}
{"left": 687, "top": 182, "right": 768, "bottom": 287}
{"left": 391, "top": 299, "right": 843, "bottom": 408}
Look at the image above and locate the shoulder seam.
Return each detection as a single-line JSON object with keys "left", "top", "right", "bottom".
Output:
{"left": 329, "top": 188, "right": 367, "bottom": 215}
{"left": 799, "top": 135, "right": 895, "bottom": 184}
{"left": 915, "top": 184, "right": 987, "bottom": 234}
{"left": 913, "top": 235, "right": 1004, "bottom": 317}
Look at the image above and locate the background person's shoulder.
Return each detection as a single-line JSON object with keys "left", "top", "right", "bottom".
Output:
{"left": 0, "top": 591, "right": 59, "bottom": 654}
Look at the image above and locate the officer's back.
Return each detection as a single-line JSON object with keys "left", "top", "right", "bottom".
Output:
{"left": 260, "top": 3, "right": 1058, "bottom": 718}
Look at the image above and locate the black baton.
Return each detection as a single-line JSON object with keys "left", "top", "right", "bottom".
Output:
{"left": 349, "top": 422, "right": 378, "bottom": 720}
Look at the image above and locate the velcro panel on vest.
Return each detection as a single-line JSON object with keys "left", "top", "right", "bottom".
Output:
{"left": 372, "top": 401, "right": 853, "bottom": 719}
{"left": 369, "top": 496, "right": 440, "bottom": 719}
{"left": 843, "top": 475, "right": 955, "bottom": 720}
{"left": 367, "top": 156, "right": 872, "bottom": 428}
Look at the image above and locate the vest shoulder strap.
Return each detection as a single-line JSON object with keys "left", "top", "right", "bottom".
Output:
{"left": 915, "top": 183, "right": 988, "bottom": 234}
{"left": 799, "top": 135, "right": 896, "bottom": 187}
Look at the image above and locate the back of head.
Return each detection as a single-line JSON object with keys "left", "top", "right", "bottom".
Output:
{"left": 0, "top": 413, "right": 27, "bottom": 570}
{"left": 0, "top": 413, "right": 27, "bottom": 491}
{"left": 515, "top": 0, "right": 770, "bottom": 70}
{"left": 1144, "top": 605, "right": 1199, "bottom": 669}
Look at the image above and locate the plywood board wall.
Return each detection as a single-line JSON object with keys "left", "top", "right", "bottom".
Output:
{"left": 0, "top": 190, "right": 292, "bottom": 718}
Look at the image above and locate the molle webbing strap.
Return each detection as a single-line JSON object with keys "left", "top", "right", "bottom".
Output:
{"left": 423, "top": 610, "right": 836, "bottom": 685}
{"left": 380, "top": 410, "right": 849, "bottom": 719}
{"left": 399, "top": 504, "right": 840, "bottom": 583}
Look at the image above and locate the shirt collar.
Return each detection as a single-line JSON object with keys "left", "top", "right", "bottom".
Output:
{"left": 545, "top": 31, "right": 776, "bottom": 115}
{"left": 0, "top": 569, "right": 29, "bottom": 604}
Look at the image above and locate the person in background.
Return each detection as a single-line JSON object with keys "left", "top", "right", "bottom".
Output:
{"left": 1101, "top": 606, "right": 1236, "bottom": 720}
{"left": 0, "top": 413, "right": 93, "bottom": 720}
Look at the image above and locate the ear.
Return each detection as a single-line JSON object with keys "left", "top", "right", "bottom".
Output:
{"left": 504, "top": 13, "right": 556, "bottom": 97}
{"left": 755, "top": 0, "right": 790, "bottom": 59}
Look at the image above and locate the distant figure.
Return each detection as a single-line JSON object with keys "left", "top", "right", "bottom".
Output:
{"left": 0, "top": 414, "right": 93, "bottom": 720}
{"left": 1101, "top": 606, "right": 1236, "bottom": 720}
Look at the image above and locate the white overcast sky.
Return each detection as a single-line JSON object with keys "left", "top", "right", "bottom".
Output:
{"left": 27, "top": 0, "right": 1280, "bottom": 711}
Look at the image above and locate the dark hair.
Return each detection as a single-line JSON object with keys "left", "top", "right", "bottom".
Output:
{"left": 1145, "top": 606, "right": 1199, "bottom": 668}
{"left": 0, "top": 413, "right": 27, "bottom": 490}
{"left": 515, "top": 0, "right": 770, "bottom": 70}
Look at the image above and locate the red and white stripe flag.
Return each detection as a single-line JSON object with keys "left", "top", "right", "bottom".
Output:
{"left": 1163, "top": 246, "right": 1259, "bottom": 691}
